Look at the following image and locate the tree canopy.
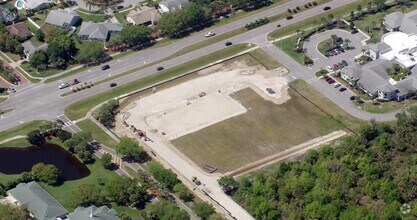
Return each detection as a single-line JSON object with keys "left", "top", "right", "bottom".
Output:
{"left": 231, "top": 106, "right": 417, "bottom": 219}
{"left": 148, "top": 161, "right": 179, "bottom": 190}
{"left": 75, "top": 40, "right": 106, "bottom": 64}
{"left": 31, "top": 163, "right": 60, "bottom": 185}
{"left": 71, "top": 184, "right": 105, "bottom": 208}
{"left": 0, "top": 203, "right": 28, "bottom": 220}
{"left": 106, "top": 176, "right": 148, "bottom": 206}
{"left": 145, "top": 199, "right": 189, "bottom": 220}
{"left": 116, "top": 137, "right": 142, "bottom": 159}
{"left": 119, "top": 25, "right": 151, "bottom": 46}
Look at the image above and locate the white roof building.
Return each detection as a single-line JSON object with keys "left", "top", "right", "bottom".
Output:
{"left": 380, "top": 32, "right": 417, "bottom": 68}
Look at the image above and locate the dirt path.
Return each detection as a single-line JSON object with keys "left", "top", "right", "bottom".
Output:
{"left": 226, "top": 130, "right": 347, "bottom": 177}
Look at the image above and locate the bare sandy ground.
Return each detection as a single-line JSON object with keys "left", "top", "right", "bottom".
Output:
{"left": 122, "top": 61, "right": 289, "bottom": 140}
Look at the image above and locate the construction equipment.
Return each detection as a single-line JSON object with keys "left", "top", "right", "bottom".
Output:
{"left": 192, "top": 176, "right": 201, "bottom": 185}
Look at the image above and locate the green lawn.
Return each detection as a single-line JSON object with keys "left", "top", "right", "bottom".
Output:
{"left": 20, "top": 63, "right": 60, "bottom": 78}
{"left": 65, "top": 44, "right": 254, "bottom": 120}
{"left": 289, "top": 80, "right": 368, "bottom": 134}
{"left": 317, "top": 38, "right": 333, "bottom": 56}
{"left": 248, "top": 48, "right": 282, "bottom": 69}
{"left": 114, "top": 12, "right": 128, "bottom": 24}
{"left": 274, "top": 36, "right": 305, "bottom": 64}
{"left": 0, "top": 138, "right": 30, "bottom": 148}
{"left": 112, "top": 203, "right": 144, "bottom": 220}
{"left": 16, "top": 66, "right": 41, "bottom": 83}
{"left": 76, "top": 11, "right": 108, "bottom": 22}
{"left": 30, "top": 11, "right": 48, "bottom": 27}
{"left": 0, "top": 97, "right": 6, "bottom": 103}
{"left": 0, "top": 120, "right": 49, "bottom": 143}
{"left": 76, "top": 119, "right": 118, "bottom": 149}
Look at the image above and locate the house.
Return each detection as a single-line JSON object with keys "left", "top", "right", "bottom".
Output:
{"left": 7, "top": 181, "right": 68, "bottom": 220}
{"left": 20, "top": 0, "right": 55, "bottom": 10}
{"left": 341, "top": 59, "right": 417, "bottom": 101}
{"left": 158, "top": 0, "right": 190, "bottom": 13}
{"left": 78, "top": 22, "right": 123, "bottom": 42}
{"left": 44, "top": 10, "right": 81, "bottom": 29}
{"left": 126, "top": 6, "right": 161, "bottom": 26}
{"left": 383, "top": 10, "right": 417, "bottom": 34}
{"left": 66, "top": 205, "right": 120, "bottom": 220}
{"left": 0, "top": 6, "right": 16, "bottom": 23}
{"left": 22, "top": 41, "right": 48, "bottom": 59}
{"left": 6, "top": 22, "right": 32, "bottom": 41}
{"left": 369, "top": 42, "right": 391, "bottom": 60}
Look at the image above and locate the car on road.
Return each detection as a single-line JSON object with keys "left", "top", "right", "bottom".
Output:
{"left": 58, "top": 83, "right": 70, "bottom": 89}
{"left": 277, "top": 24, "right": 281, "bottom": 27}
{"left": 71, "top": 79, "right": 79, "bottom": 85}
{"left": 56, "top": 119, "right": 65, "bottom": 126}
{"left": 109, "top": 83, "right": 117, "bottom": 87}
{"left": 350, "top": 96, "right": 356, "bottom": 101}
{"left": 10, "top": 88, "right": 16, "bottom": 93}
{"left": 334, "top": 83, "right": 341, "bottom": 88}
{"left": 339, "top": 87, "right": 347, "bottom": 92}
{"left": 323, "top": 6, "right": 331, "bottom": 11}
{"left": 205, "top": 31, "right": 215, "bottom": 38}
{"left": 157, "top": 66, "right": 164, "bottom": 71}
{"left": 286, "top": 15, "right": 293, "bottom": 20}
{"left": 116, "top": 5, "right": 123, "bottom": 9}
{"left": 101, "top": 64, "right": 110, "bottom": 70}
{"left": 342, "top": 60, "right": 348, "bottom": 66}
{"left": 225, "top": 41, "right": 233, "bottom": 46}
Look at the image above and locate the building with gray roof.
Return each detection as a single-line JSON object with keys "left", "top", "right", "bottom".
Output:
{"left": 369, "top": 42, "right": 392, "bottom": 60}
{"left": 7, "top": 181, "right": 68, "bottom": 220}
{"left": 66, "top": 205, "right": 120, "bottom": 220}
{"left": 384, "top": 10, "right": 417, "bottom": 34}
{"left": 78, "top": 22, "right": 123, "bottom": 42}
{"left": 158, "top": 0, "right": 190, "bottom": 13}
{"left": 44, "top": 10, "right": 81, "bottom": 29}
{"left": 22, "top": 41, "right": 48, "bottom": 59}
{"left": 0, "top": 6, "right": 16, "bottom": 24}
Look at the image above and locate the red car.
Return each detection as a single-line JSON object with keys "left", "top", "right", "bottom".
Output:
{"left": 325, "top": 77, "right": 332, "bottom": 82}
{"left": 333, "top": 64, "right": 339, "bottom": 69}
{"left": 328, "top": 79, "right": 335, "bottom": 84}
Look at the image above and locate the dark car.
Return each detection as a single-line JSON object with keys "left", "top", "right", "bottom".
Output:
{"left": 342, "top": 60, "right": 348, "bottom": 66}
{"left": 116, "top": 5, "right": 124, "bottom": 9}
{"left": 286, "top": 15, "right": 294, "bottom": 20}
{"left": 328, "top": 79, "right": 335, "bottom": 84}
{"left": 339, "top": 87, "right": 347, "bottom": 92}
{"left": 225, "top": 41, "right": 233, "bottom": 46}
{"left": 350, "top": 96, "right": 356, "bottom": 101}
{"left": 339, "top": 47, "right": 345, "bottom": 52}
{"left": 109, "top": 83, "right": 117, "bottom": 87}
{"left": 323, "top": 6, "right": 331, "bottom": 11}
{"left": 56, "top": 119, "right": 65, "bottom": 126}
{"left": 277, "top": 24, "right": 281, "bottom": 27}
{"left": 101, "top": 64, "right": 110, "bottom": 70}
{"left": 157, "top": 66, "right": 164, "bottom": 71}
{"left": 351, "top": 29, "right": 358, "bottom": 34}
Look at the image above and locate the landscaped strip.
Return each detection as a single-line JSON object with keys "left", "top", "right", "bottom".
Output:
{"left": 0, "top": 138, "right": 30, "bottom": 148}
{"left": 76, "top": 119, "right": 118, "bottom": 149}
{"left": 0, "top": 120, "right": 50, "bottom": 143}
{"left": 65, "top": 44, "right": 253, "bottom": 120}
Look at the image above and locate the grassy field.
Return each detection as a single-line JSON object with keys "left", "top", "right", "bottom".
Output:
{"left": 317, "top": 38, "right": 332, "bottom": 55}
{"left": 0, "top": 120, "right": 49, "bottom": 143}
{"left": 0, "top": 97, "right": 6, "bottom": 103}
{"left": 274, "top": 36, "right": 304, "bottom": 64}
{"left": 172, "top": 88, "right": 343, "bottom": 173}
{"left": 248, "top": 48, "right": 282, "bottom": 69}
{"left": 114, "top": 12, "right": 128, "bottom": 24}
{"left": 0, "top": 138, "right": 30, "bottom": 148}
{"left": 16, "top": 66, "right": 41, "bottom": 83}
{"left": 76, "top": 11, "right": 108, "bottom": 22}
{"left": 65, "top": 44, "right": 253, "bottom": 120}
{"left": 289, "top": 80, "right": 368, "bottom": 133}
{"left": 76, "top": 119, "right": 118, "bottom": 149}
{"left": 268, "top": 1, "right": 369, "bottom": 39}
{"left": 20, "top": 63, "right": 60, "bottom": 78}
{"left": 30, "top": 11, "right": 48, "bottom": 27}
{"left": 355, "top": 99, "right": 417, "bottom": 114}
{"left": 25, "top": 20, "right": 39, "bottom": 33}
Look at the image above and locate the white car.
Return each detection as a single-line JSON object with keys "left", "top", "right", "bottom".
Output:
{"left": 326, "top": 66, "right": 333, "bottom": 71}
{"left": 58, "top": 83, "right": 70, "bottom": 89}
{"left": 205, "top": 31, "right": 215, "bottom": 38}
{"left": 333, "top": 83, "right": 341, "bottom": 88}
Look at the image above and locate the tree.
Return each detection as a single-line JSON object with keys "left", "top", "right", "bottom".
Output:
{"left": 106, "top": 176, "right": 147, "bottom": 206}
{"left": 192, "top": 202, "right": 215, "bottom": 219}
{"left": 56, "top": 130, "right": 72, "bottom": 142}
{"left": 95, "top": 100, "right": 119, "bottom": 127}
{"left": 148, "top": 162, "right": 179, "bottom": 189}
{"left": 27, "top": 130, "right": 44, "bottom": 145}
{"left": 218, "top": 176, "right": 237, "bottom": 194}
{"left": 71, "top": 184, "right": 104, "bottom": 208}
{"left": 75, "top": 40, "right": 106, "bottom": 64}
{"left": 145, "top": 199, "right": 189, "bottom": 219}
{"left": 158, "top": 11, "right": 186, "bottom": 38}
{"left": 119, "top": 25, "right": 151, "bottom": 46}
{"left": 173, "top": 183, "right": 193, "bottom": 201}
{"left": 78, "top": 149, "right": 93, "bottom": 163}
{"left": 29, "top": 50, "right": 48, "bottom": 68}
{"left": 350, "top": 11, "right": 355, "bottom": 20}
{"left": 373, "top": 0, "right": 386, "bottom": 11}
{"left": 39, "top": 121, "right": 61, "bottom": 136}
{"left": 185, "top": 2, "right": 211, "bottom": 26}
{"left": 35, "top": 29, "right": 45, "bottom": 42}
{"left": 100, "top": 153, "right": 113, "bottom": 169}
{"left": 357, "top": 5, "right": 363, "bottom": 17}
{"left": 116, "top": 137, "right": 142, "bottom": 159}
{"left": 47, "top": 35, "right": 76, "bottom": 69}
{"left": 85, "top": 0, "right": 94, "bottom": 12}
{"left": 44, "top": 26, "right": 66, "bottom": 43}
{"left": 0, "top": 203, "right": 28, "bottom": 219}
{"left": 31, "top": 163, "right": 60, "bottom": 185}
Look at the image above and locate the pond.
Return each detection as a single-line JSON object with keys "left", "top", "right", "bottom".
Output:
{"left": 0, "top": 143, "right": 90, "bottom": 180}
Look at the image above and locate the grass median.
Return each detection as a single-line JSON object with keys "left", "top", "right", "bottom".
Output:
{"left": 0, "top": 120, "right": 49, "bottom": 143}
{"left": 76, "top": 119, "right": 118, "bottom": 149}
{"left": 65, "top": 44, "right": 254, "bottom": 120}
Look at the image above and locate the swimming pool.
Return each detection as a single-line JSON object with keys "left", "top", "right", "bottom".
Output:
{"left": 15, "top": 0, "right": 24, "bottom": 10}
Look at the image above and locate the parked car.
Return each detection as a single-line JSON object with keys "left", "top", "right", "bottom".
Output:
{"left": 58, "top": 83, "right": 70, "bottom": 89}
{"left": 334, "top": 83, "right": 341, "bottom": 88}
{"left": 326, "top": 66, "right": 333, "bottom": 71}
{"left": 351, "top": 29, "right": 358, "bottom": 34}
{"left": 157, "top": 66, "right": 164, "bottom": 71}
{"left": 342, "top": 60, "right": 348, "bottom": 66}
{"left": 101, "top": 64, "right": 110, "bottom": 70}
{"left": 328, "top": 79, "right": 335, "bottom": 84}
{"left": 205, "top": 31, "right": 215, "bottom": 38}
{"left": 225, "top": 41, "right": 233, "bottom": 46}
{"left": 56, "top": 119, "right": 65, "bottom": 126}
{"left": 333, "top": 64, "right": 339, "bottom": 69}
{"left": 331, "top": 51, "right": 337, "bottom": 56}
{"left": 109, "top": 83, "right": 117, "bottom": 87}
{"left": 323, "top": 6, "right": 331, "bottom": 11}
{"left": 339, "top": 47, "right": 345, "bottom": 52}
{"left": 116, "top": 5, "right": 124, "bottom": 9}
{"left": 350, "top": 96, "right": 356, "bottom": 101}
{"left": 338, "top": 62, "right": 344, "bottom": 68}
{"left": 71, "top": 79, "right": 79, "bottom": 85}
{"left": 339, "top": 87, "right": 347, "bottom": 92}
{"left": 325, "top": 77, "right": 332, "bottom": 82}
{"left": 286, "top": 15, "right": 294, "bottom": 20}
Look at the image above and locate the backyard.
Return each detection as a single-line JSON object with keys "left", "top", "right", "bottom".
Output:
{"left": 172, "top": 87, "right": 343, "bottom": 173}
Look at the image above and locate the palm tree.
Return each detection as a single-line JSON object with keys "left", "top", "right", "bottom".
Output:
{"left": 85, "top": 0, "right": 94, "bottom": 12}
{"left": 100, "top": 5, "right": 108, "bottom": 15}
{"left": 344, "top": 38, "right": 351, "bottom": 49}
{"left": 361, "top": 48, "right": 366, "bottom": 56}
